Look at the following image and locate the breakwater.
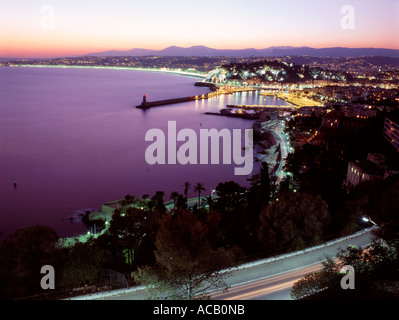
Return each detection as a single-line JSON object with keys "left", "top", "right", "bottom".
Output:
{"left": 136, "top": 92, "right": 217, "bottom": 109}
{"left": 136, "top": 83, "right": 257, "bottom": 109}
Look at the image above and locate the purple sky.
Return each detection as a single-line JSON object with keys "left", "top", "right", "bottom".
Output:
{"left": 1, "top": 0, "right": 398, "bottom": 58}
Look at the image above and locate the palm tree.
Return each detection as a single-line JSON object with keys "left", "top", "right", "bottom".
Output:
{"left": 194, "top": 182, "right": 206, "bottom": 208}
{"left": 203, "top": 195, "right": 213, "bottom": 212}
{"left": 152, "top": 191, "right": 166, "bottom": 213}
{"left": 122, "top": 194, "right": 136, "bottom": 208}
{"left": 170, "top": 191, "right": 179, "bottom": 210}
{"left": 183, "top": 181, "right": 191, "bottom": 208}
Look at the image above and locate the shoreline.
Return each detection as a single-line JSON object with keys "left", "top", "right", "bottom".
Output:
{"left": 59, "top": 115, "right": 279, "bottom": 246}
{"left": 2, "top": 65, "right": 277, "bottom": 240}
{"left": 2, "top": 64, "right": 207, "bottom": 79}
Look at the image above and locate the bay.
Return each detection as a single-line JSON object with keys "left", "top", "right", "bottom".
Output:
{"left": 0, "top": 66, "right": 289, "bottom": 237}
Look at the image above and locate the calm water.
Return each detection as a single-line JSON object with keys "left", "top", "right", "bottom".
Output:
{"left": 0, "top": 67, "right": 290, "bottom": 237}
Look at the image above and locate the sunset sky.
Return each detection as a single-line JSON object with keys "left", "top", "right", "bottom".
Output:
{"left": 1, "top": 0, "right": 398, "bottom": 58}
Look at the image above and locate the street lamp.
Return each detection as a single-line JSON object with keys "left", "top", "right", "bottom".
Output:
{"left": 362, "top": 216, "right": 377, "bottom": 226}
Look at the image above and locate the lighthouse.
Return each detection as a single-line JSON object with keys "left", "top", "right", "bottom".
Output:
{"left": 136, "top": 94, "right": 150, "bottom": 109}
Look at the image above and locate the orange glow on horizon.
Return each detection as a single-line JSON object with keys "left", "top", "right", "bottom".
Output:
{"left": 2, "top": 40, "right": 399, "bottom": 59}
{"left": 1, "top": 0, "right": 398, "bottom": 58}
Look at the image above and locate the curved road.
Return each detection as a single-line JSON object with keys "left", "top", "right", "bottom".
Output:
{"left": 211, "top": 263, "right": 322, "bottom": 300}
{"left": 208, "top": 227, "right": 376, "bottom": 300}
{"left": 75, "top": 227, "right": 376, "bottom": 301}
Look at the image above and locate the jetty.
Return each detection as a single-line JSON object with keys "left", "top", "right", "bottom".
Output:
{"left": 136, "top": 94, "right": 211, "bottom": 109}
{"left": 136, "top": 83, "right": 257, "bottom": 109}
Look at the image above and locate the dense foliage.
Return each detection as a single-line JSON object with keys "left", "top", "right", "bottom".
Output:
{"left": 291, "top": 239, "right": 399, "bottom": 300}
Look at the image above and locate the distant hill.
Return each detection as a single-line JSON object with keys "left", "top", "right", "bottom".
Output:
{"left": 206, "top": 60, "right": 352, "bottom": 84}
{"left": 87, "top": 45, "right": 399, "bottom": 58}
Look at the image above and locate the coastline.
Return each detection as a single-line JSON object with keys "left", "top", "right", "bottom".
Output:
{"left": 2, "top": 65, "right": 278, "bottom": 240}
{"left": 63, "top": 115, "right": 279, "bottom": 247}
{"left": 2, "top": 64, "right": 207, "bottom": 79}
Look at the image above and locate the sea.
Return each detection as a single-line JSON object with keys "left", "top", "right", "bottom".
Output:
{"left": 0, "top": 66, "right": 291, "bottom": 238}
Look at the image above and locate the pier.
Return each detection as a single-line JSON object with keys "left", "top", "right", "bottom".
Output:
{"left": 136, "top": 84, "right": 257, "bottom": 109}
{"left": 136, "top": 94, "right": 201, "bottom": 109}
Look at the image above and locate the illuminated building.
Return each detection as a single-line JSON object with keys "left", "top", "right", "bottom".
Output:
{"left": 296, "top": 106, "right": 325, "bottom": 117}
{"left": 344, "top": 153, "right": 387, "bottom": 190}
{"left": 321, "top": 110, "right": 342, "bottom": 129}
{"left": 341, "top": 104, "right": 377, "bottom": 119}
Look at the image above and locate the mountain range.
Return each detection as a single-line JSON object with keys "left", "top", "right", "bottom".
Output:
{"left": 87, "top": 45, "right": 399, "bottom": 58}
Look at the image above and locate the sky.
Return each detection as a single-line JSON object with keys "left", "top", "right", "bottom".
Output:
{"left": 0, "top": 0, "right": 398, "bottom": 58}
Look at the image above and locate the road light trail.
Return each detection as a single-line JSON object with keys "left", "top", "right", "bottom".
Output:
{"left": 211, "top": 263, "right": 323, "bottom": 300}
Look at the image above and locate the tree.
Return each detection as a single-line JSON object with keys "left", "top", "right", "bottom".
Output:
{"left": 367, "top": 177, "right": 399, "bottom": 229}
{"left": 258, "top": 191, "right": 330, "bottom": 251}
{"left": 134, "top": 208, "right": 238, "bottom": 299}
{"left": 175, "top": 194, "right": 186, "bottom": 210}
{"left": 278, "top": 175, "right": 294, "bottom": 195}
{"left": 193, "top": 182, "right": 206, "bottom": 208}
{"left": 291, "top": 240, "right": 399, "bottom": 300}
{"left": 342, "top": 175, "right": 399, "bottom": 240}
{"left": 215, "top": 181, "right": 246, "bottom": 214}
{"left": 150, "top": 191, "right": 166, "bottom": 214}
{"left": 183, "top": 181, "right": 191, "bottom": 208}
{"left": 106, "top": 206, "right": 160, "bottom": 272}
{"left": 290, "top": 256, "right": 341, "bottom": 300}
{"left": 170, "top": 191, "right": 179, "bottom": 210}
{"left": 203, "top": 195, "right": 214, "bottom": 213}
{"left": 121, "top": 194, "right": 136, "bottom": 208}
{"left": 0, "top": 225, "right": 60, "bottom": 299}
{"left": 248, "top": 161, "right": 271, "bottom": 213}
{"left": 58, "top": 240, "right": 107, "bottom": 289}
